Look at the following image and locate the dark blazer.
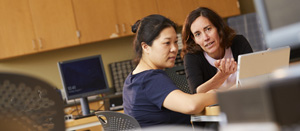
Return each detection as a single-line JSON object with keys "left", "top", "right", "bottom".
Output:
{"left": 183, "top": 35, "right": 253, "bottom": 93}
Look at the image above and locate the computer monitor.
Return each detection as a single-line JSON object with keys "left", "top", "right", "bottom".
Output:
{"left": 58, "top": 55, "right": 110, "bottom": 116}
{"left": 254, "top": 0, "right": 300, "bottom": 61}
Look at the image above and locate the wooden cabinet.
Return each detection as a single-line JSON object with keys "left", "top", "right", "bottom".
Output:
{"left": 195, "top": 0, "right": 241, "bottom": 18}
{"left": 0, "top": 0, "right": 79, "bottom": 59}
{"left": 28, "top": 0, "right": 79, "bottom": 52}
{"left": 0, "top": 0, "right": 241, "bottom": 60}
{"left": 72, "top": 0, "right": 159, "bottom": 44}
{"left": 156, "top": 0, "right": 240, "bottom": 26}
{"left": 115, "top": 0, "right": 159, "bottom": 37}
{"left": 156, "top": 0, "right": 199, "bottom": 26}
{"left": 72, "top": 0, "right": 119, "bottom": 44}
{"left": 0, "top": 0, "right": 37, "bottom": 59}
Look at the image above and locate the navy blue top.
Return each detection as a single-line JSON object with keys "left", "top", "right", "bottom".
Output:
{"left": 122, "top": 69, "right": 191, "bottom": 128}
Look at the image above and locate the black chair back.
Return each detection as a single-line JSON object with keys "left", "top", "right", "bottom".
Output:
{"left": 0, "top": 72, "right": 65, "bottom": 131}
{"left": 95, "top": 111, "right": 141, "bottom": 131}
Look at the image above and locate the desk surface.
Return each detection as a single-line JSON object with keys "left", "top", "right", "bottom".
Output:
{"left": 65, "top": 115, "right": 99, "bottom": 128}
{"left": 191, "top": 106, "right": 221, "bottom": 122}
{"left": 66, "top": 106, "right": 221, "bottom": 131}
{"left": 65, "top": 110, "right": 124, "bottom": 131}
{"left": 198, "top": 106, "right": 220, "bottom": 116}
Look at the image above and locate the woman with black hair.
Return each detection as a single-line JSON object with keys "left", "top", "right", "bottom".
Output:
{"left": 122, "top": 14, "right": 217, "bottom": 128}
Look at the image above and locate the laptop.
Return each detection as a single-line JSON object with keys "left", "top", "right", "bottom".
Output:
{"left": 236, "top": 46, "right": 290, "bottom": 88}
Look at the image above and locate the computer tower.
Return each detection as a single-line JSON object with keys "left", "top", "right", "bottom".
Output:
{"left": 103, "top": 94, "right": 123, "bottom": 111}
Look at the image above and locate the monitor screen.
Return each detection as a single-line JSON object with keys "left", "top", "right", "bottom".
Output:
{"left": 58, "top": 55, "right": 110, "bottom": 100}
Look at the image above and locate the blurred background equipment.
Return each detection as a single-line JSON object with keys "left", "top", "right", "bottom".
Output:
{"left": 227, "top": 13, "right": 267, "bottom": 52}
{"left": 0, "top": 72, "right": 65, "bottom": 131}
{"left": 58, "top": 55, "right": 110, "bottom": 116}
{"left": 218, "top": 65, "right": 300, "bottom": 129}
{"left": 254, "top": 0, "right": 300, "bottom": 62}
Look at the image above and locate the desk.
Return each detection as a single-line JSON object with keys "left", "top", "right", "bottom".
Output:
{"left": 191, "top": 106, "right": 222, "bottom": 122}
{"left": 65, "top": 116, "right": 102, "bottom": 131}
{"left": 66, "top": 106, "right": 219, "bottom": 130}
{"left": 65, "top": 110, "right": 124, "bottom": 131}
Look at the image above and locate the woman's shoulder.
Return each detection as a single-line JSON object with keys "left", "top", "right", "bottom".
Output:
{"left": 231, "top": 34, "right": 253, "bottom": 56}
{"left": 136, "top": 70, "right": 174, "bottom": 85}
{"left": 128, "top": 69, "right": 168, "bottom": 86}
{"left": 184, "top": 51, "right": 204, "bottom": 60}
{"left": 232, "top": 35, "right": 251, "bottom": 47}
{"left": 232, "top": 35, "right": 247, "bottom": 43}
{"left": 184, "top": 51, "right": 207, "bottom": 64}
{"left": 147, "top": 69, "right": 166, "bottom": 75}
{"left": 133, "top": 69, "right": 166, "bottom": 78}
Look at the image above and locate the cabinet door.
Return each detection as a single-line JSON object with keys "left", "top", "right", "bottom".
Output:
{"left": 29, "top": 0, "right": 79, "bottom": 51}
{"left": 115, "top": 0, "right": 159, "bottom": 36}
{"left": 156, "top": 0, "right": 198, "bottom": 26}
{"left": 0, "top": 0, "right": 37, "bottom": 59}
{"left": 72, "top": 0, "right": 119, "bottom": 44}
{"left": 195, "top": 0, "right": 240, "bottom": 18}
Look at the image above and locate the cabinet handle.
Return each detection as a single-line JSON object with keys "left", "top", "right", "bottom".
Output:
{"left": 122, "top": 23, "right": 126, "bottom": 33}
{"left": 38, "top": 38, "right": 43, "bottom": 49}
{"left": 76, "top": 30, "right": 81, "bottom": 38}
{"left": 236, "top": 0, "right": 240, "bottom": 8}
{"left": 32, "top": 39, "right": 37, "bottom": 50}
{"left": 115, "top": 24, "right": 120, "bottom": 34}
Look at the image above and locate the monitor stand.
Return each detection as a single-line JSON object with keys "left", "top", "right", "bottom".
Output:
{"left": 80, "top": 97, "right": 90, "bottom": 116}
{"left": 74, "top": 95, "right": 107, "bottom": 120}
{"left": 73, "top": 97, "right": 94, "bottom": 120}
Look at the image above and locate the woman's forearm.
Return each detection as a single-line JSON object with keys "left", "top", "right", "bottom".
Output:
{"left": 196, "top": 71, "right": 230, "bottom": 93}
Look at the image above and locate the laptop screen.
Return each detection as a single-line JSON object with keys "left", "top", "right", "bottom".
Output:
{"left": 236, "top": 46, "right": 290, "bottom": 88}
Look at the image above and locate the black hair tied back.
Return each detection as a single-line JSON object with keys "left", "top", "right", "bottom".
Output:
{"left": 132, "top": 20, "right": 141, "bottom": 33}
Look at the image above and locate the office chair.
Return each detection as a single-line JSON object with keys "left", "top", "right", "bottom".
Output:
{"left": 165, "top": 65, "right": 191, "bottom": 94}
{"left": 0, "top": 72, "right": 65, "bottom": 131}
{"left": 164, "top": 49, "right": 191, "bottom": 94}
{"left": 95, "top": 111, "right": 141, "bottom": 131}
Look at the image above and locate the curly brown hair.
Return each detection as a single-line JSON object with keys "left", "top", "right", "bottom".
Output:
{"left": 180, "top": 7, "right": 236, "bottom": 58}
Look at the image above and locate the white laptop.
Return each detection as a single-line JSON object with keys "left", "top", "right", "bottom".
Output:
{"left": 236, "top": 46, "right": 290, "bottom": 88}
